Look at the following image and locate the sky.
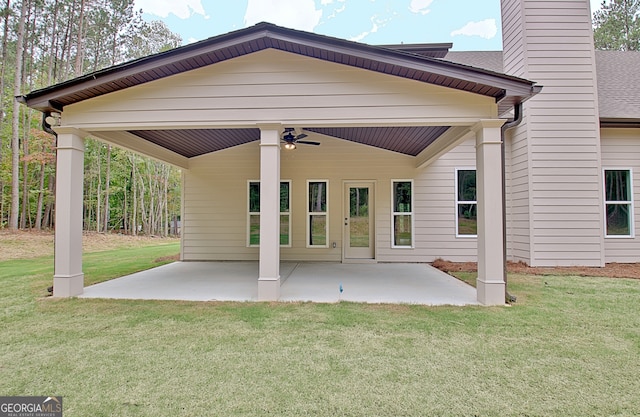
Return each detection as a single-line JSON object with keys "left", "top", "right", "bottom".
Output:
{"left": 133, "top": 0, "right": 604, "bottom": 51}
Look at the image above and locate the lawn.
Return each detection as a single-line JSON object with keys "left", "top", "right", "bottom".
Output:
{"left": 1, "top": 241, "right": 639, "bottom": 416}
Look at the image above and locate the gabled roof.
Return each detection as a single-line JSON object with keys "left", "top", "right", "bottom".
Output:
{"left": 21, "top": 22, "right": 537, "bottom": 115}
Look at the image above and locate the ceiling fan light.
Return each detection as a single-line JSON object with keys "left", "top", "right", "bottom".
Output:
{"left": 284, "top": 142, "right": 296, "bottom": 150}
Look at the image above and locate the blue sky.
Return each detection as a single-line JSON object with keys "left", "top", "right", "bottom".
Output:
{"left": 134, "top": 0, "right": 604, "bottom": 51}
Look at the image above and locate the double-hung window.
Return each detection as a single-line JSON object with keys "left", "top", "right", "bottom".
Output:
{"left": 307, "top": 180, "right": 328, "bottom": 247}
{"left": 604, "top": 169, "right": 634, "bottom": 237}
{"left": 456, "top": 169, "right": 477, "bottom": 237}
{"left": 248, "top": 180, "right": 291, "bottom": 246}
{"left": 392, "top": 180, "right": 413, "bottom": 247}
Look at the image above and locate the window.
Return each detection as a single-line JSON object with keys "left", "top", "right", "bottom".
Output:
{"left": 392, "top": 180, "right": 413, "bottom": 247}
{"left": 248, "top": 181, "right": 260, "bottom": 245}
{"left": 456, "top": 169, "right": 477, "bottom": 237}
{"left": 604, "top": 169, "right": 634, "bottom": 237}
{"left": 248, "top": 180, "right": 291, "bottom": 246}
{"left": 307, "top": 180, "right": 328, "bottom": 247}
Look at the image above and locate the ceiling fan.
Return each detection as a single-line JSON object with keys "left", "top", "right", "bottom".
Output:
{"left": 281, "top": 128, "right": 320, "bottom": 150}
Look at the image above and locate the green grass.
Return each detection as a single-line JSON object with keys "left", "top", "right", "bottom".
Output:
{"left": 458, "top": 216, "right": 478, "bottom": 235}
{"left": 1, "top": 245, "right": 640, "bottom": 416}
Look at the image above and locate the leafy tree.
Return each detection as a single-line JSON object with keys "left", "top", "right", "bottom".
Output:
{"left": 593, "top": 0, "right": 640, "bottom": 50}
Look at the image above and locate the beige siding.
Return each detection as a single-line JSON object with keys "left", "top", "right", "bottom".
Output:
{"left": 501, "top": 0, "right": 604, "bottom": 266}
{"left": 501, "top": 0, "right": 527, "bottom": 78}
{"left": 63, "top": 49, "right": 496, "bottom": 130}
{"left": 601, "top": 128, "right": 640, "bottom": 263}
{"left": 183, "top": 135, "right": 480, "bottom": 263}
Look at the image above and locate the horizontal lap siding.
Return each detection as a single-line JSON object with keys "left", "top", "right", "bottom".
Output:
{"left": 183, "top": 136, "right": 418, "bottom": 261}
{"left": 411, "top": 139, "right": 478, "bottom": 262}
{"left": 601, "top": 129, "right": 640, "bottom": 263}
{"left": 183, "top": 135, "right": 481, "bottom": 263}
{"left": 502, "top": 0, "right": 604, "bottom": 266}
{"left": 64, "top": 49, "right": 495, "bottom": 128}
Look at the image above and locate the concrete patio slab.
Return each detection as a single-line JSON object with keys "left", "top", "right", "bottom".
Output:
{"left": 80, "top": 262, "right": 479, "bottom": 305}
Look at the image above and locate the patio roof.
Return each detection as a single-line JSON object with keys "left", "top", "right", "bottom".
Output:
{"left": 22, "top": 22, "right": 537, "bottom": 113}
{"left": 20, "top": 22, "right": 540, "bottom": 158}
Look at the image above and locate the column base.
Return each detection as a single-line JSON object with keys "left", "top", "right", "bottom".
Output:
{"left": 53, "top": 273, "right": 84, "bottom": 297}
{"left": 477, "top": 279, "right": 505, "bottom": 306}
{"left": 258, "top": 277, "right": 280, "bottom": 301}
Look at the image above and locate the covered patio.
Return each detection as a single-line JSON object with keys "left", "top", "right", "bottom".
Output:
{"left": 80, "top": 262, "right": 479, "bottom": 305}
{"left": 20, "top": 23, "right": 540, "bottom": 306}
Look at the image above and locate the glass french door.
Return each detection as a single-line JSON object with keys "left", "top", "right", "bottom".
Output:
{"left": 344, "top": 182, "right": 375, "bottom": 260}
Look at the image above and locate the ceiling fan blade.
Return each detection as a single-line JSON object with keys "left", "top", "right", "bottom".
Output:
{"left": 296, "top": 140, "right": 320, "bottom": 146}
{"left": 295, "top": 133, "right": 308, "bottom": 140}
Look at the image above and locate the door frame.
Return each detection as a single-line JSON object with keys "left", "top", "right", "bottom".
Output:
{"left": 342, "top": 181, "right": 376, "bottom": 263}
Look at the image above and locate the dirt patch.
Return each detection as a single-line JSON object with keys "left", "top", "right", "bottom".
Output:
{"left": 154, "top": 254, "right": 180, "bottom": 263}
{"left": 431, "top": 258, "right": 640, "bottom": 279}
{"left": 0, "top": 230, "right": 179, "bottom": 262}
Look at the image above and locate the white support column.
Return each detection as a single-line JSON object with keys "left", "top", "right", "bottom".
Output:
{"left": 473, "top": 120, "right": 506, "bottom": 305}
{"left": 257, "top": 125, "right": 282, "bottom": 301}
{"left": 53, "top": 127, "right": 86, "bottom": 297}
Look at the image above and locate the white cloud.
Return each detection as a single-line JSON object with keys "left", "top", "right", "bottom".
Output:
{"left": 451, "top": 18, "right": 497, "bottom": 40}
{"left": 408, "top": 0, "right": 433, "bottom": 15}
{"left": 244, "top": 0, "right": 322, "bottom": 32}
{"left": 327, "top": 4, "right": 346, "bottom": 19}
{"left": 134, "top": 0, "right": 206, "bottom": 19}
{"left": 349, "top": 15, "right": 391, "bottom": 42}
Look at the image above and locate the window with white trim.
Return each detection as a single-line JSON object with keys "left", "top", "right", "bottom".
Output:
{"left": 248, "top": 180, "right": 291, "bottom": 246}
{"left": 604, "top": 169, "right": 634, "bottom": 237}
{"left": 456, "top": 169, "right": 477, "bottom": 237}
{"left": 307, "top": 180, "right": 328, "bottom": 247}
{"left": 392, "top": 180, "right": 413, "bottom": 247}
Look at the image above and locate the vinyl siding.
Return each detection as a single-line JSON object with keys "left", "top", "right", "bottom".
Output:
{"left": 501, "top": 0, "right": 604, "bottom": 266}
{"left": 600, "top": 128, "right": 640, "bottom": 263}
{"left": 182, "top": 135, "right": 480, "bottom": 263}
{"left": 63, "top": 49, "right": 496, "bottom": 129}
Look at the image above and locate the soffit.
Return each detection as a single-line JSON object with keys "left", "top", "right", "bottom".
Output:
{"left": 127, "top": 126, "right": 451, "bottom": 158}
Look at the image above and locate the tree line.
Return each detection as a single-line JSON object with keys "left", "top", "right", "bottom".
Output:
{"left": 0, "top": 0, "right": 182, "bottom": 235}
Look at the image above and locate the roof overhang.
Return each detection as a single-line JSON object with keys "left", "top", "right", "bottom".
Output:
{"left": 20, "top": 23, "right": 541, "bottom": 160}
{"left": 20, "top": 22, "right": 539, "bottom": 115}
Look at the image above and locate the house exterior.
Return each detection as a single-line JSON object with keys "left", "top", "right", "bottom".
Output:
{"left": 20, "top": 0, "right": 640, "bottom": 305}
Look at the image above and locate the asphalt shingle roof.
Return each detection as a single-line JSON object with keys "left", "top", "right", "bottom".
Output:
{"left": 443, "top": 49, "right": 640, "bottom": 123}
{"left": 595, "top": 50, "right": 640, "bottom": 121}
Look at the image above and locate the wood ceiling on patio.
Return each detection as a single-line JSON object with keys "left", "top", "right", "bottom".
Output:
{"left": 127, "top": 126, "right": 451, "bottom": 158}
